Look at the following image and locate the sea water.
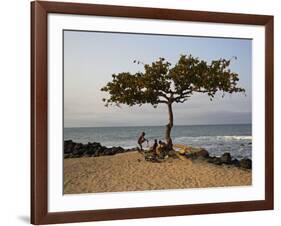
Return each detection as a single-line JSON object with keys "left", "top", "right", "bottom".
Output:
{"left": 64, "top": 124, "right": 252, "bottom": 159}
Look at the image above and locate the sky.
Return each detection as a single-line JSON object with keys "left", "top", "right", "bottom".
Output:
{"left": 64, "top": 30, "right": 252, "bottom": 128}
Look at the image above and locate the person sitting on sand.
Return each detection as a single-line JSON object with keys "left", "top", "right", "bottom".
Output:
{"left": 138, "top": 132, "right": 148, "bottom": 150}
{"left": 156, "top": 140, "right": 166, "bottom": 156}
{"left": 152, "top": 139, "right": 158, "bottom": 156}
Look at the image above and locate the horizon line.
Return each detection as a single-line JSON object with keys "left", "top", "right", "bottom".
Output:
{"left": 64, "top": 122, "right": 252, "bottom": 129}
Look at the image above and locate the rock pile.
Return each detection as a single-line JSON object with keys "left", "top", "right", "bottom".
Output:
{"left": 64, "top": 140, "right": 134, "bottom": 158}
{"left": 183, "top": 149, "right": 252, "bottom": 169}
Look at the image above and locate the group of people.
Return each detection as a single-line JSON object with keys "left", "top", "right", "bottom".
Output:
{"left": 137, "top": 132, "right": 168, "bottom": 157}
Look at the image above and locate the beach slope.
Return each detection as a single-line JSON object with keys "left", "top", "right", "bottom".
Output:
{"left": 64, "top": 150, "right": 251, "bottom": 194}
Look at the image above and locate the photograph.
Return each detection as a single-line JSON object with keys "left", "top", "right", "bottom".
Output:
{"left": 29, "top": 1, "right": 274, "bottom": 224}
{"left": 63, "top": 30, "right": 252, "bottom": 194}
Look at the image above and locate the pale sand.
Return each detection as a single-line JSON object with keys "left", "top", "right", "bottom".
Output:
{"left": 64, "top": 151, "right": 252, "bottom": 194}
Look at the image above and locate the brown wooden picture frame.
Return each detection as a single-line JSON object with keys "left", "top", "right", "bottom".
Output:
{"left": 31, "top": 1, "right": 274, "bottom": 224}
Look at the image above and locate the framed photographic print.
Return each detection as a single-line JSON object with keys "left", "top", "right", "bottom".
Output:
{"left": 31, "top": 1, "right": 274, "bottom": 225}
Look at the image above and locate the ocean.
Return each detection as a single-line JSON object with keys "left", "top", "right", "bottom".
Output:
{"left": 64, "top": 124, "right": 252, "bottom": 159}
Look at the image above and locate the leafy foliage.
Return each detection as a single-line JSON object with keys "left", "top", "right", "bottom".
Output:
{"left": 101, "top": 54, "right": 245, "bottom": 107}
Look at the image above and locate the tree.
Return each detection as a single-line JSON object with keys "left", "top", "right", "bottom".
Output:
{"left": 101, "top": 54, "right": 245, "bottom": 150}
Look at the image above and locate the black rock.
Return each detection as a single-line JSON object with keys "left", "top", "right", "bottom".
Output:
{"left": 100, "top": 146, "right": 107, "bottom": 151}
{"left": 84, "top": 148, "right": 98, "bottom": 156}
{"left": 239, "top": 158, "right": 252, "bottom": 169}
{"left": 72, "top": 143, "right": 85, "bottom": 156}
{"left": 195, "top": 149, "right": 209, "bottom": 158}
{"left": 207, "top": 156, "right": 221, "bottom": 165}
{"left": 231, "top": 158, "right": 240, "bottom": 167}
{"left": 213, "top": 157, "right": 222, "bottom": 165}
{"left": 221, "top": 152, "right": 232, "bottom": 164}
{"left": 63, "top": 140, "right": 133, "bottom": 158}
{"left": 72, "top": 154, "right": 81, "bottom": 158}
{"left": 127, "top": 147, "right": 139, "bottom": 153}
{"left": 64, "top": 153, "right": 70, "bottom": 159}
{"left": 83, "top": 153, "right": 92, "bottom": 157}
{"left": 184, "top": 149, "right": 209, "bottom": 160}
{"left": 112, "top": 146, "right": 124, "bottom": 154}
{"left": 93, "top": 151, "right": 100, "bottom": 157}
{"left": 103, "top": 147, "right": 114, "bottom": 155}
{"left": 74, "top": 143, "right": 83, "bottom": 149}
{"left": 91, "top": 142, "right": 102, "bottom": 148}
{"left": 206, "top": 156, "right": 215, "bottom": 163}
{"left": 64, "top": 140, "right": 75, "bottom": 154}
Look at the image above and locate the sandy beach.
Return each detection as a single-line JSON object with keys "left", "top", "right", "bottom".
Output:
{"left": 64, "top": 149, "right": 251, "bottom": 194}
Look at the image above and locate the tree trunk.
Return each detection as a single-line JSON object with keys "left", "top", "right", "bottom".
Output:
{"left": 165, "top": 103, "right": 173, "bottom": 150}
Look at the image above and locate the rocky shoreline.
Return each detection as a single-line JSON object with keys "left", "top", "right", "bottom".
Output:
{"left": 64, "top": 140, "right": 136, "bottom": 158}
{"left": 184, "top": 149, "right": 252, "bottom": 169}
{"left": 64, "top": 140, "right": 252, "bottom": 169}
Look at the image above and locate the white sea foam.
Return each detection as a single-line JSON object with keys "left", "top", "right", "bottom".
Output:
{"left": 219, "top": 135, "right": 252, "bottom": 140}
{"left": 175, "top": 135, "right": 252, "bottom": 142}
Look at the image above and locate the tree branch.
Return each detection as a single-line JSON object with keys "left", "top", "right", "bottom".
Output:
{"left": 158, "top": 92, "right": 169, "bottom": 100}
{"left": 158, "top": 100, "right": 169, "bottom": 104}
